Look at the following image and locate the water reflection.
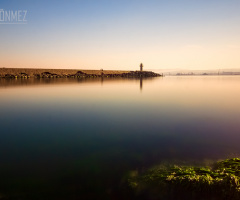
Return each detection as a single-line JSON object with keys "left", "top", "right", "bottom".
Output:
{"left": 0, "top": 77, "right": 155, "bottom": 93}
{"left": 140, "top": 78, "right": 143, "bottom": 91}
{"left": 0, "top": 76, "right": 240, "bottom": 199}
{"left": 0, "top": 77, "right": 107, "bottom": 88}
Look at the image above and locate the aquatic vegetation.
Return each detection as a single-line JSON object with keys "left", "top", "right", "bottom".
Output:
{"left": 128, "top": 158, "right": 240, "bottom": 199}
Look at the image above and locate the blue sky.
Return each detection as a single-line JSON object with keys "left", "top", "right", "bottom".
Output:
{"left": 1, "top": 0, "right": 240, "bottom": 70}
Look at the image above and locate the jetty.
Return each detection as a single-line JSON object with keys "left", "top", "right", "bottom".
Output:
{"left": 0, "top": 67, "right": 161, "bottom": 79}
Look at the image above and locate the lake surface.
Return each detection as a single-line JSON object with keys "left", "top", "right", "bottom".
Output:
{"left": 1, "top": 76, "right": 240, "bottom": 199}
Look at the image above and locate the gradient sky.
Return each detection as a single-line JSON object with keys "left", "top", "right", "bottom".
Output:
{"left": 1, "top": 0, "right": 240, "bottom": 70}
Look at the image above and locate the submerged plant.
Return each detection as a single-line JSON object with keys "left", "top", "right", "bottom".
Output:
{"left": 128, "top": 158, "right": 240, "bottom": 200}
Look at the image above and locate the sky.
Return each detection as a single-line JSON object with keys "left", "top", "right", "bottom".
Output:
{"left": 0, "top": 0, "right": 240, "bottom": 70}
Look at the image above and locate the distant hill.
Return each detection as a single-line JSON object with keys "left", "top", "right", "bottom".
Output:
{"left": 150, "top": 68, "right": 240, "bottom": 76}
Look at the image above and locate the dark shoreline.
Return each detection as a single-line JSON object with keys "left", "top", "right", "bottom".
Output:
{"left": 0, "top": 68, "right": 161, "bottom": 79}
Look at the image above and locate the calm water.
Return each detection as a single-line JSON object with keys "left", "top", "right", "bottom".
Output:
{"left": 1, "top": 76, "right": 240, "bottom": 199}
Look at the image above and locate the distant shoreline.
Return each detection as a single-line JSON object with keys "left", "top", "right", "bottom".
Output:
{"left": 0, "top": 68, "right": 161, "bottom": 78}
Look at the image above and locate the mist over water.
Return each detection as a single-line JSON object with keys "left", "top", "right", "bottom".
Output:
{"left": 0, "top": 76, "right": 240, "bottom": 199}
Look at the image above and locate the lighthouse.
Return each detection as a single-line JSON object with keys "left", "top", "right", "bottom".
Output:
{"left": 140, "top": 63, "right": 143, "bottom": 71}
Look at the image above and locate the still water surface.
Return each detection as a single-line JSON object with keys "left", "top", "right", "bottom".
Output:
{"left": 0, "top": 76, "right": 240, "bottom": 199}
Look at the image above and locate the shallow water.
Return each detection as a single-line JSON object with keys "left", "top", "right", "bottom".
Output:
{"left": 0, "top": 76, "right": 240, "bottom": 199}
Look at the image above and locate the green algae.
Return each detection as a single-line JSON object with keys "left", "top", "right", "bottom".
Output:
{"left": 128, "top": 158, "right": 240, "bottom": 199}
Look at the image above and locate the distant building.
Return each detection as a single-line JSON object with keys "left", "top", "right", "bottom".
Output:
{"left": 140, "top": 63, "right": 143, "bottom": 71}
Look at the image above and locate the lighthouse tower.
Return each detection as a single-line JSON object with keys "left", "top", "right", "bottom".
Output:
{"left": 140, "top": 63, "right": 143, "bottom": 71}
